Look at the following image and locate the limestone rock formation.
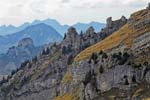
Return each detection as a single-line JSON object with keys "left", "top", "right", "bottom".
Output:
{"left": 62, "top": 27, "right": 80, "bottom": 50}
{"left": 101, "top": 16, "right": 127, "bottom": 36}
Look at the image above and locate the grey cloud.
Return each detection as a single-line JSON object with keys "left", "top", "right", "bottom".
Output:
{"left": 30, "top": 0, "right": 48, "bottom": 14}
{"left": 61, "top": 0, "right": 70, "bottom": 3}
{"left": 128, "top": 2, "right": 148, "bottom": 8}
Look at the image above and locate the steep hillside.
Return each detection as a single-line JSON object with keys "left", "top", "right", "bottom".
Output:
{"left": 54, "top": 6, "right": 150, "bottom": 100}
{"left": 75, "top": 8, "right": 150, "bottom": 61}
{"left": 0, "top": 16, "right": 125, "bottom": 100}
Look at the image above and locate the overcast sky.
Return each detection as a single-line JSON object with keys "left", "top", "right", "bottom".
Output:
{"left": 0, "top": 0, "right": 149, "bottom": 26}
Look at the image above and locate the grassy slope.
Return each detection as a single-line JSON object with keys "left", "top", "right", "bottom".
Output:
{"left": 74, "top": 8, "right": 150, "bottom": 62}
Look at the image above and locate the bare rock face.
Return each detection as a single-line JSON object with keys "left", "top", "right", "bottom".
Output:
{"left": 106, "top": 17, "right": 113, "bottom": 28}
{"left": 145, "top": 71, "right": 150, "bottom": 84}
{"left": 18, "top": 38, "right": 34, "bottom": 47}
{"left": 61, "top": 27, "right": 80, "bottom": 51}
{"left": 85, "top": 82, "right": 98, "bottom": 100}
{"left": 85, "top": 26, "right": 95, "bottom": 35}
{"left": 79, "top": 26, "right": 98, "bottom": 50}
{"left": 102, "top": 16, "right": 127, "bottom": 36}
{"left": 67, "top": 27, "right": 78, "bottom": 39}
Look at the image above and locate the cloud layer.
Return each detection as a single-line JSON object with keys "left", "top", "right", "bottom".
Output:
{"left": 0, "top": 0, "right": 149, "bottom": 26}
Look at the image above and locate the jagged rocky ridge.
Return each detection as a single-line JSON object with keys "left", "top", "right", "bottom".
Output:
{"left": 0, "top": 5, "right": 150, "bottom": 100}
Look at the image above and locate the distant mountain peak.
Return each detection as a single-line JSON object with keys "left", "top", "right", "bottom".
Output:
{"left": 26, "top": 23, "right": 50, "bottom": 29}
{"left": 0, "top": 18, "right": 105, "bottom": 36}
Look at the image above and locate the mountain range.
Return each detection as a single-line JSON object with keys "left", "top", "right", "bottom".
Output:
{"left": 0, "top": 19, "right": 105, "bottom": 36}
{"left": 0, "top": 23, "right": 62, "bottom": 54}
{"left": 0, "top": 3, "right": 149, "bottom": 100}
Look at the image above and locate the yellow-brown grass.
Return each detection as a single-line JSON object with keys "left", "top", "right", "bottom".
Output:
{"left": 62, "top": 73, "right": 73, "bottom": 83}
{"left": 54, "top": 88, "right": 80, "bottom": 100}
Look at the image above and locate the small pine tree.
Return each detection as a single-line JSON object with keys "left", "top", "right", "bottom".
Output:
{"left": 99, "top": 66, "right": 104, "bottom": 73}
{"left": 42, "top": 48, "right": 50, "bottom": 55}
{"left": 80, "top": 31, "right": 83, "bottom": 37}
{"left": 67, "top": 54, "right": 74, "bottom": 65}
{"left": 11, "top": 70, "right": 16, "bottom": 76}
{"left": 32, "top": 56, "right": 37, "bottom": 62}
{"left": 62, "top": 46, "right": 67, "bottom": 54}
{"left": 125, "top": 78, "right": 129, "bottom": 85}
{"left": 63, "top": 34, "right": 67, "bottom": 40}
{"left": 132, "top": 75, "right": 136, "bottom": 83}
{"left": 91, "top": 53, "right": 98, "bottom": 64}
{"left": 123, "top": 52, "right": 130, "bottom": 59}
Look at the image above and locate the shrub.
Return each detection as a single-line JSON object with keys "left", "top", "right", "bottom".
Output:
{"left": 132, "top": 75, "right": 136, "bottom": 83}
{"left": 32, "top": 56, "right": 37, "bottom": 62}
{"left": 99, "top": 50, "right": 103, "bottom": 55}
{"left": 90, "top": 53, "right": 98, "bottom": 64}
{"left": 91, "top": 53, "right": 98, "bottom": 61}
{"left": 144, "top": 61, "right": 148, "bottom": 66}
{"left": 102, "top": 53, "right": 108, "bottom": 59}
{"left": 67, "top": 54, "right": 74, "bottom": 65}
{"left": 62, "top": 46, "right": 67, "bottom": 54}
{"left": 118, "top": 52, "right": 122, "bottom": 56}
{"left": 42, "top": 48, "right": 50, "bottom": 55}
{"left": 0, "top": 77, "right": 8, "bottom": 86}
{"left": 11, "top": 70, "right": 16, "bottom": 76}
{"left": 123, "top": 52, "right": 130, "bottom": 59}
{"left": 112, "top": 52, "right": 130, "bottom": 65}
{"left": 20, "top": 76, "right": 30, "bottom": 88}
{"left": 88, "top": 59, "right": 92, "bottom": 64}
{"left": 124, "top": 78, "right": 129, "bottom": 85}
{"left": 83, "top": 71, "right": 92, "bottom": 86}
{"left": 20, "top": 60, "right": 29, "bottom": 69}
{"left": 112, "top": 53, "right": 121, "bottom": 60}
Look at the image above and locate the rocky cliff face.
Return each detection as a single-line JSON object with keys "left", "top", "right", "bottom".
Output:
{"left": 101, "top": 16, "right": 127, "bottom": 37}
{"left": 0, "top": 4, "right": 150, "bottom": 100}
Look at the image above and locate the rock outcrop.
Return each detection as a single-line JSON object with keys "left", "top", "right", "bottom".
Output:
{"left": 62, "top": 27, "right": 80, "bottom": 50}
{"left": 101, "top": 16, "right": 127, "bottom": 36}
